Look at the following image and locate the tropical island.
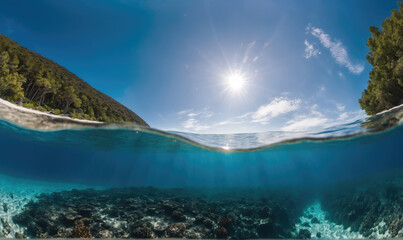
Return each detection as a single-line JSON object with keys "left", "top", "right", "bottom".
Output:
{"left": 0, "top": 34, "right": 148, "bottom": 126}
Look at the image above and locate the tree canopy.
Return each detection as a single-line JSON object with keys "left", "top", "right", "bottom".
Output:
{"left": 0, "top": 34, "right": 148, "bottom": 126}
{"left": 359, "top": 3, "right": 403, "bottom": 115}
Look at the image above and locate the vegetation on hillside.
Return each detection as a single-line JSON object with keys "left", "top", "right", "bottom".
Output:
{"left": 359, "top": 3, "right": 403, "bottom": 115}
{"left": 0, "top": 34, "right": 148, "bottom": 126}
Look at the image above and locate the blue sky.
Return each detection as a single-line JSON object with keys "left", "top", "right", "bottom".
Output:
{"left": 0, "top": 0, "right": 399, "bottom": 133}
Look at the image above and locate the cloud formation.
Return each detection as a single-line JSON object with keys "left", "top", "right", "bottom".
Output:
{"left": 306, "top": 25, "right": 364, "bottom": 74}
{"left": 251, "top": 97, "right": 301, "bottom": 124}
{"left": 281, "top": 103, "right": 366, "bottom": 132}
{"left": 178, "top": 108, "right": 213, "bottom": 131}
{"left": 176, "top": 94, "right": 367, "bottom": 133}
{"left": 182, "top": 118, "right": 210, "bottom": 131}
{"left": 304, "top": 40, "right": 321, "bottom": 59}
{"left": 282, "top": 117, "right": 328, "bottom": 132}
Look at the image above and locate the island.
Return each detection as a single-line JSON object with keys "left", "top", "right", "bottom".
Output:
{"left": 0, "top": 34, "right": 148, "bottom": 126}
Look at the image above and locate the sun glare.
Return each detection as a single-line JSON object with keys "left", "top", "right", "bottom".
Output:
{"left": 226, "top": 71, "right": 245, "bottom": 93}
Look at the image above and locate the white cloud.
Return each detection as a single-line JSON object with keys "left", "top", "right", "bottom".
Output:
{"left": 177, "top": 109, "right": 192, "bottom": 116}
{"left": 336, "top": 104, "right": 345, "bottom": 111}
{"left": 282, "top": 117, "right": 328, "bottom": 132}
{"left": 175, "top": 98, "right": 367, "bottom": 133}
{"left": 307, "top": 25, "right": 364, "bottom": 74}
{"left": 337, "top": 110, "right": 366, "bottom": 123}
{"left": 178, "top": 108, "right": 214, "bottom": 132}
{"left": 182, "top": 118, "right": 196, "bottom": 129}
{"left": 338, "top": 112, "right": 349, "bottom": 121}
{"left": 251, "top": 97, "right": 301, "bottom": 124}
{"left": 178, "top": 109, "right": 213, "bottom": 118}
{"left": 281, "top": 103, "right": 328, "bottom": 131}
{"left": 281, "top": 103, "right": 367, "bottom": 132}
{"left": 178, "top": 97, "right": 302, "bottom": 132}
{"left": 304, "top": 40, "right": 321, "bottom": 59}
{"left": 338, "top": 72, "right": 344, "bottom": 78}
{"left": 182, "top": 118, "right": 210, "bottom": 131}
{"left": 310, "top": 103, "right": 324, "bottom": 117}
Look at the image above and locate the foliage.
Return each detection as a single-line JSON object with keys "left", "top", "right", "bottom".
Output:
{"left": 53, "top": 109, "right": 61, "bottom": 115}
{"left": 0, "top": 34, "right": 148, "bottom": 126}
{"left": 359, "top": 3, "right": 403, "bottom": 114}
{"left": 0, "top": 72, "right": 25, "bottom": 102}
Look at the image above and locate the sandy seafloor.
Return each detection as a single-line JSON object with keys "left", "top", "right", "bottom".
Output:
{"left": 294, "top": 202, "right": 363, "bottom": 239}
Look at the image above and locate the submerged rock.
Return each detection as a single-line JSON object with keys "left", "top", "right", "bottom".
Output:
{"left": 3, "top": 203, "right": 8, "bottom": 213}
{"left": 311, "top": 217, "right": 320, "bottom": 224}
{"left": 257, "top": 218, "right": 274, "bottom": 237}
{"left": 297, "top": 228, "right": 311, "bottom": 239}
{"left": 132, "top": 226, "right": 152, "bottom": 238}
{"left": 218, "top": 217, "right": 232, "bottom": 228}
{"left": 321, "top": 173, "right": 403, "bottom": 238}
{"left": 167, "top": 223, "right": 186, "bottom": 237}
{"left": 216, "top": 227, "right": 228, "bottom": 239}
{"left": 202, "top": 218, "right": 214, "bottom": 228}
{"left": 15, "top": 232, "right": 27, "bottom": 239}
{"left": 1, "top": 218, "right": 11, "bottom": 236}
{"left": 96, "top": 229, "right": 113, "bottom": 238}
{"left": 171, "top": 210, "right": 186, "bottom": 221}
{"left": 8, "top": 187, "right": 308, "bottom": 239}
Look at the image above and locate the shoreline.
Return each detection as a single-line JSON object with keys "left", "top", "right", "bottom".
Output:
{"left": 0, "top": 98, "right": 102, "bottom": 124}
{"left": 0, "top": 98, "right": 104, "bottom": 131}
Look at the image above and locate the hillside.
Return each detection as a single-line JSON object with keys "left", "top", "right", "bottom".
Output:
{"left": 0, "top": 34, "right": 148, "bottom": 126}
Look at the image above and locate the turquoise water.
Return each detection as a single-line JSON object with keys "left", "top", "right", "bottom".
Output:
{"left": 0, "top": 116, "right": 402, "bottom": 188}
{"left": 0, "top": 105, "right": 402, "bottom": 238}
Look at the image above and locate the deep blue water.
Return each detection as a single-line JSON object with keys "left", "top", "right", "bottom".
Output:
{"left": 0, "top": 110, "right": 402, "bottom": 189}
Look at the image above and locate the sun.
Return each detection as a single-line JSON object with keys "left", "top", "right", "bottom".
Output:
{"left": 226, "top": 71, "right": 245, "bottom": 93}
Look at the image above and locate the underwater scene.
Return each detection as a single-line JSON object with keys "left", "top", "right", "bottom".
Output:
{"left": 0, "top": 101, "right": 402, "bottom": 239}
{"left": 1, "top": 1, "right": 403, "bottom": 239}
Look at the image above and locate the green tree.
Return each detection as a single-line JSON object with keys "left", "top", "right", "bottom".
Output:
{"left": 9, "top": 54, "right": 19, "bottom": 72}
{"left": 0, "top": 73, "right": 26, "bottom": 102}
{"left": 62, "top": 86, "right": 81, "bottom": 113}
{"left": 0, "top": 51, "right": 10, "bottom": 76}
{"left": 359, "top": 3, "right": 403, "bottom": 115}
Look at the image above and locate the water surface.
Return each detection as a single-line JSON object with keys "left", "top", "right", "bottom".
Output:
{"left": 0, "top": 104, "right": 402, "bottom": 238}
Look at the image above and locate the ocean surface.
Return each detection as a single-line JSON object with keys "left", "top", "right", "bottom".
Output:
{"left": 0, "top": 103, "right": 402, "bottom": 239}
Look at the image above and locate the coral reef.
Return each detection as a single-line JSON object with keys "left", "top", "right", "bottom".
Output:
{"left": 71, "top": 219, "right": 92, "bottom": 238}
{"left": 321, "top": 173, "right": 403, "bottom": 238}
{"left": 12, "top": 187, "right": 307, "bottom": 239}
{"left": 4, "top": 171, "right": 403, "bottom": 239}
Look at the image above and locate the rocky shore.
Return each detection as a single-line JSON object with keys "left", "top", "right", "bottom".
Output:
{"left": 10, "top": 188, "right": 308, "bottom": 239}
